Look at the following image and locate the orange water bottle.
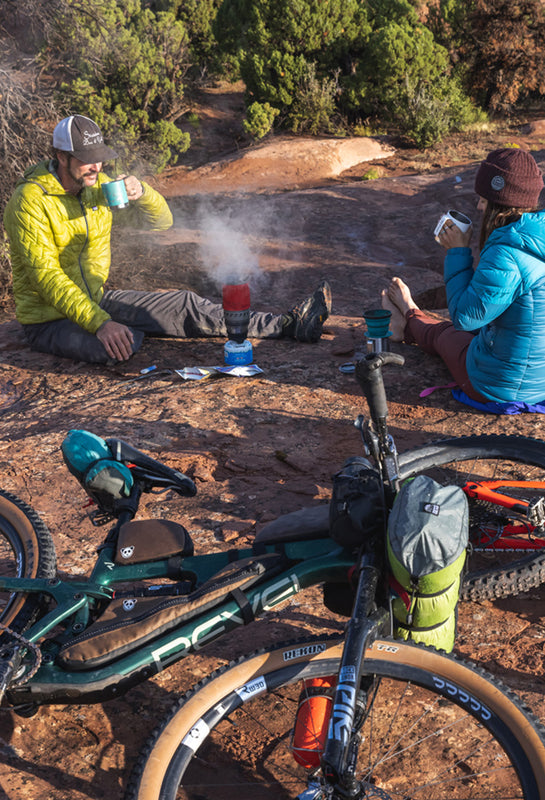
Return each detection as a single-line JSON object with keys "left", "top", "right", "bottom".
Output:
{"left": 291, "top": 676, "right": 336, "bottom": 768}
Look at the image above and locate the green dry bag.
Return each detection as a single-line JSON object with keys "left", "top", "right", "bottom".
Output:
{"left": 387, "top": 474, "right": 468, "bottom": 652}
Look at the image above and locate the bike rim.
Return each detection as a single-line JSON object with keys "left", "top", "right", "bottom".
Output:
{"left": 0, "top": 516, "right": 27, "bottom": 623}
{"left": 169, "top": 674, "right": 536, "bottom": 799}
{"left": 130, "top": 638, "right": 545, "bottom": 800}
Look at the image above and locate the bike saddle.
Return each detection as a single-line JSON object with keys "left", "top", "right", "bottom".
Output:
{"left": 105, "top": 437, "right": 197, "bottom": 496}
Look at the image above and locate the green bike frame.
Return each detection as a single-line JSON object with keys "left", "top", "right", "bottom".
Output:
{"left": 1, "top": 536, "right": 355, "bottom": 709}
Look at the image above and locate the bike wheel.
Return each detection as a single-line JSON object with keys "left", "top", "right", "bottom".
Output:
{"left": 0, "top": 488, "right": 56, "bottom": 636}
{"left": 397, "top": 434, "right": 545, "bottom": 601}
{"left": 126, "top": 635, "right": 545, "bottom": 800}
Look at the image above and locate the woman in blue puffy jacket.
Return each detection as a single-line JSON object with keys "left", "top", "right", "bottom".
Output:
{"left": 383, "top": 148, "right": 545, "bottom": 404}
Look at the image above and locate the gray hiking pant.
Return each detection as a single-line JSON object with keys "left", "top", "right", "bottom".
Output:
{"left": 22, "top": 288, "right": 284, "bottom": 364}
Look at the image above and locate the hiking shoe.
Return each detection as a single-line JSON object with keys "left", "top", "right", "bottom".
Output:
{"left": 285, "top": 280, "right": 331, "bottom": 343}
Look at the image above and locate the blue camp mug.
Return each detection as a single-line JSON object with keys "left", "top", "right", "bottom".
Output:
{"left": 102, "top": 178, "right": 129, "bottom": 209}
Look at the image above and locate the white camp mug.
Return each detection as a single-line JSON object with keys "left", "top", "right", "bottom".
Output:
{"left": 434, "top": 209, "right": 472, "bottom": 243}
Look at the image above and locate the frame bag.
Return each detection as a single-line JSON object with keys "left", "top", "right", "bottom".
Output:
{"left": 387, "top": 474, "right": 468, "bottom": 652}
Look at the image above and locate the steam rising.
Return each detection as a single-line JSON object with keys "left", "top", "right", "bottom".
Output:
{"left": 197, "top": 209, "right": 266, "bottom": 289}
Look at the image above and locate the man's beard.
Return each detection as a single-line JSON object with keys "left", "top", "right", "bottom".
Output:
{"left": 68, "top": 160, "right": 98, "bottom": 189}
{"left": 77, "top": 170, "right": 98, "bottom": 187}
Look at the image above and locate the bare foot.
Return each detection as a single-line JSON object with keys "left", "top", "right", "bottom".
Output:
{"left": 387, "top": 277, "right": 419, "bottom": 317}
{"left": 381, "top": 289, "right": 406, "bottom": 342}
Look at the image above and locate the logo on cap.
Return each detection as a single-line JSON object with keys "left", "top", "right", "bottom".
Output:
{"left": 491, "top": 175, "right": 505, "bottom": 191}
{"left": 82, "top": 129, "right": 104, "bottom": 148}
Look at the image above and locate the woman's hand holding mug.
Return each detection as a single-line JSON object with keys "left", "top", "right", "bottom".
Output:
{"left": 434, "top": 209, "right": 472, "bottom": 249}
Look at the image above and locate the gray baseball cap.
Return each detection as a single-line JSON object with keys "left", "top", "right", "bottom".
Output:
{"left": 53, "top": 115, "right": 118, "bottom": 162}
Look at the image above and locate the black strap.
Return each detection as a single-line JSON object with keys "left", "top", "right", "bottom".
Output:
{"left": 230, "top": 587, "right": 254, "bottom": 624}
{"left": 167, "top": 556, "right": 184, "bottom": 580}
{"left": 395, "top": 618, "right": 450, "bottom": 632}
{"left": 252, "top": 540, "right": 268, "bottom": 556}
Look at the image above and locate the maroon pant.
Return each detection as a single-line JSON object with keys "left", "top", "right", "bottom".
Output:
{"left": 405, "top": 309, "right": 488, "bottom": 403}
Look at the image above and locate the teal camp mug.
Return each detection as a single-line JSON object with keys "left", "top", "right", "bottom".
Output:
{"left": 102, "top": 178, "right": 129, "bottom": 209}
{"left": 363, "top": 308, "right": 392, "bottom": 353}
{"left": 363, "top": 308, "right": 392, "bottom": 339}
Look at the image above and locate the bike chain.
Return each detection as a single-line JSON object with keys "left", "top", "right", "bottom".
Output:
{"left": 0, "top": 622, "right": 42, "bottom": 686}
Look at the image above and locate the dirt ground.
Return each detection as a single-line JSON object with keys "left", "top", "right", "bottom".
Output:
{"left": 2, "top": 84, "right": 545, "bottom": 798}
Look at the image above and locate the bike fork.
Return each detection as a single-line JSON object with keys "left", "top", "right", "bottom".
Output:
{"left": 320, "top": 561, "right": 389, "bottom": 798}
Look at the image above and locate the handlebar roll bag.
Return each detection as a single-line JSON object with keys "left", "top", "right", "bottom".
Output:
{"left": 329, "top": 457, "right": 384, "bottom": 548}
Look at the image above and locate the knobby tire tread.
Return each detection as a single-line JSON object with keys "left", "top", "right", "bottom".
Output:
{"left": 0, "top": 488, "right": 56, "bottom": 634}
{"left": 125, "top": 634, "right": 545, "bottom": 800}
{"left": 398, "top": 433, "right": 545, "bottom": 601}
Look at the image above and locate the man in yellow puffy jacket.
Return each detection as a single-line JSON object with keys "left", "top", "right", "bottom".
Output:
{"left": 4, "top": 115, "right": 331, "bottom": 363}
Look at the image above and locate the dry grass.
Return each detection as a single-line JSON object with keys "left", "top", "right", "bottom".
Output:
{"left": 0, "top": 65, "right": 60, "bottom": 308}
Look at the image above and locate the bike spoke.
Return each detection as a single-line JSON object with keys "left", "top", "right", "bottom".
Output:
{"left": 172, "top": 675, "right": 528, "bottom": 799}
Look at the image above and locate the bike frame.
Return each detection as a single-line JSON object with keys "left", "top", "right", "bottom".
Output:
{"left": 463, "top": 479, "right": 545, "bottom": 549}
{"left": 5, "top": 351, "right": 545, "bottom": 795}
{"left": 2, "top": 535, "right": 356, "bottom": 708}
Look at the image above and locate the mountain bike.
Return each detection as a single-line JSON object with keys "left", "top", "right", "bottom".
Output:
{"left": 1, "top": 352, "right": 545, "bottom": 800}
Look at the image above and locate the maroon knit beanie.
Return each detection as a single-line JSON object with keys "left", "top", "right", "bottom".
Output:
{"left": 474, "top": 148, "right": 543, "bottom": 208}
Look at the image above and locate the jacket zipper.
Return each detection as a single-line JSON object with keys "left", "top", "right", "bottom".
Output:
{"left": 77, "top": 195, "right": 93, "bottom": 298}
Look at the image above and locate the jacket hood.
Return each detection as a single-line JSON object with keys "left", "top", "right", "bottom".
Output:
{"left": 485, "top": 210, "right": 545, "bottom": 263}
{"left": 16, "top": 160, "right": 67, "bottom": 195}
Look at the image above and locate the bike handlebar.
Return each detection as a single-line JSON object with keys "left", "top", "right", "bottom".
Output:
{"left": 354, "top": 352, "right": 405, "bottom": 425}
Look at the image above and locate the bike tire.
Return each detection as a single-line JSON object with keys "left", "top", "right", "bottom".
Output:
{"left": 397, "top": 434, "right": 545, "bottom": 601}
{"left": 0, "top": 488, "right": 56, "bottom": 636}
{"left": 126, "top": 635, "right": 545, "bottom": 800}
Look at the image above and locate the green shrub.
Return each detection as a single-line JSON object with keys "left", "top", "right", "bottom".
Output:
{"left": 288, "top": 63, "right": 340, "bottom": 135}
{"left": 361, "top": 166, "right": 383, "bottom": 180}
{"left": 215, "top": 0, "right": 368, "bottom": 129}
{"left": 150, "top": 120, "right": 191, "bottom": 172}
{"left": 153, "top": 0, "right": 225, "bottom": 74}
{"left": 243, "top": 102, "right": 279, "bottom": 139}
{"left": 186, "top": 112, "right": 200, "bottom": 128}
{"left": 50, "top": 1, "right": 192, "bottom": 171}
{"left": 353, "top": 123, "right": 384, "bottom": 137}
{"left": 424, "top": 0, "right": 474, "bottom": 48}
{"left": 345, "top": 13, "right": 483, "bottom": 147}
{"left": 398, "top": 73, "right": 485, "bottom": 148}
{"left": 215, "top": 0, "right": 482, "bottom": 147}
